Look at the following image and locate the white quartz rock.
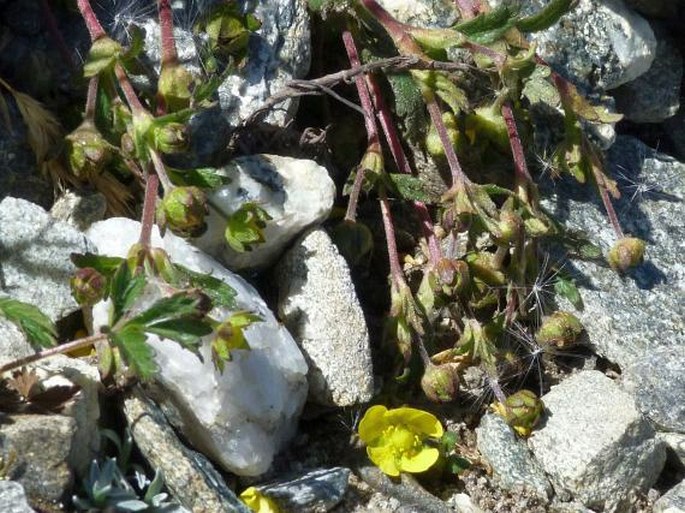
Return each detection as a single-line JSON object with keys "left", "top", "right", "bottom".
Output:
{"left": 86, "top": 218, "right": 309, "bottom": 476}
{"left": 192, "top": 154, "right": 335, "bottom": 271}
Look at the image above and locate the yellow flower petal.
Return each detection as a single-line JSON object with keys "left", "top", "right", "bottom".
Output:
{"left": 358, "top": 405, "right": 389, "bottom": 443}
{"left": 399, "top": 446, "right": 440, "bottom": 474}
{"left": 386, "top": 407, "right": 444, "bottom": 438}
{"left": 240, "top": 487, "right": 281, "bottom": 513}
{"left": 368, "top": 445, "right": 400, "bottom": 477}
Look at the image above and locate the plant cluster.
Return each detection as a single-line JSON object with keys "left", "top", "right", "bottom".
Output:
{"left": 0, "top": 0, "right": 650, "bottom": 488}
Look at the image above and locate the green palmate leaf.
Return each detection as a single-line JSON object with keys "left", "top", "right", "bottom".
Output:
{"left": 144, "top": 319, "right": 212, "bottom": 351}
{"left": 522, "top": 65, "right": 559, "bottom": 105}
{"left": 211, "top": 311, "right": 262, "bottom": 371}
{"left": 387, "top": 174, "right": 438, "bottom": 203}
{"left": 127, "top": 291, "right": 210, "bottom": 327}
{"left": 167, "top": 167, "right": 232, "bottom": 189}
{"left": 109, "top": 325, "right": 157, "bottom": 379}
{"left": 453, "top": 5, "right": 518, "bottom": 44}
{"left": 171, "top": 265, "right": 237, "bottom": 309}
{"left": 516, "top": 0, "right": 577, "bottom": 33}
{"left": 224, "top": 202, "right": 272, "bottom": 252}
{"left": 83, "top": 37, "right": 123, "bottom": 78}
{"left": 554, "top": 275, "right": 583, "bottom": 310}
{"left": 412, "top": 70, "right": 468, "bottom": 115}
{"left": 386, "top": 72, "right": 427, "bottom": 143}
{"left": 0, "top": 297, "right": 57, "bottom": 348}
{"left": 109, "top": 263, "right": 146, "bottom": 325}
{"left": 71, "top": 253, "right": 125, "bottom": 279}
{"left": 558, "top": 79, "right": 623, "bottom": 124}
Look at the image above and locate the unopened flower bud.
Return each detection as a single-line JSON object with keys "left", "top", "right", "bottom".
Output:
{"left": 66, "top": 121, "right": 112, "bottom": 179}
{"left": 158, "top": 63, "right": 193, "bottom": 112}
{"left": 535, "top": 311, "right": 584, "bottom": 349}
{"left": 421, "top": 363, "right": 460, "bottom": 403}
{"left": 153, "top": 122, "right": 188, "bottom": 154}
{"left": 491, "top": 389, "right": 544, "bottom": 437}
{"left": 70, "top": 267, "right": 106, "bottom": 306}
{"left": 157, "top": 186, "right": 208, "bottom": 238}
{"left": 497, "top": 210, "right": 523, "bottom": 244}
{"left": 608, "top": 237, "right": 645, "bottom": 273}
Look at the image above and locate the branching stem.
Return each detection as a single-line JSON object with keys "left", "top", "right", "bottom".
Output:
{"left": 76, "top": 0, "right": 105, "bottom": 40}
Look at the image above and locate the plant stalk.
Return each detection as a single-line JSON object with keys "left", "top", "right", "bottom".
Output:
{"left": 76, "top": 0, "right": 106, "bottom": 40}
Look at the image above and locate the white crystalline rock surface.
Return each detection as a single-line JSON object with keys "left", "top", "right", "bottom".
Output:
{"left": 86, "top": 218, "right": 308, "bottom": 476}
{"left": 193, "top": 154, "right": 335, "bottom": 271}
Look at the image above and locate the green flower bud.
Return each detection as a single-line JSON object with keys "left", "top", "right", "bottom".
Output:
{"left": 491, "top": 389, "right": 544, "bottom": 437}
{"left": 65, "top": 121, "right": 112, "bottom": 179}
{"left": 153, "top": 122, "right": 188, "bottom": 154}
{"left": 421, "top": 363, "right": 460, "bottom": 403}
{"left": 158, "top": 63, "right": 193, "bottom": 112}
{"left": 70, "top": 267, "right": 106, "bottom": 306}
{"left": 608, "top": 237, "right": 645, "bottom": 273}
{"left": 535, "top": 311, "right": 584, "bottom": 349}
{"left": 497, "top": 210, "right": 523, "bottom": 244}
{"left": 157, "top": 186, "right": 208, "bottom": 238}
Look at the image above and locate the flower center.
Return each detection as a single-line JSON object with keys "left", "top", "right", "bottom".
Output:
{"left": 383, "top": 424, "right": 422, "bottom": 456}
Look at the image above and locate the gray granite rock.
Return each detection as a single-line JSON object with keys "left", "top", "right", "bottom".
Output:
{"left": 0, "top": 197, "right": 94, "bottom": 321}
{"left": 254, "top": 467, "right": 350, "bottom": 512}
{"left": 658, "top": 432, "right": 685, "bottom": 466}
{"left": 622, "top": 345, "right": 685, "bottom": 432}
{"left": 0, "top": 481, "right": 35, "bottom": 513}
{"left": 613, "top": 29, "right": 682, "bottom": 123}
{"left": 542, "top": 136, "right": 685, "bottom": 370}
{"left": 49, "top": 191, "right": 107, "bottom": 231}
{"left": 654, "top": 480, "right": 685, "bottom": 513}
{"left": 529, "top": 371, "right": 666, "bottom": 512}
{"left": 88, "top": 217, "right": 309, "bottom": 477}
{"left": 476, "top": 413, "right": 552, "bottom": 498}
{"left": 123, "top": 390, "right": 252, "bottom": 513}
{"left": 128, "top": 0, "right": 310, "bottom": 128}
{"left": 194, "top": 154, "right": 335, "bottom": 271}
{"left": 377, "top": 0, "right": 458, "bottom": 27}
{"left": 0, "top": 414, "right": 75, "bottom": 505}
{"left": 0, "top": 320, "right": 33, "bottom": 367}
{"left": 276, "top": 227, "right": 373, "bottom": 407}
{"left": 489, "top": 0, "right": 656, "bottom": 90}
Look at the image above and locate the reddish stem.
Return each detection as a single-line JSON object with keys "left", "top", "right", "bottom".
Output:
{"left": 425, "top": 98, "right": 468, "bottom": 188}
{"left": 379, "top": 192, "right": 405, "bottom": 287}
{"left": 149, "top": 149, "right": 173, "bottom": 191}
{"left": 158, "top": 0, "right": 179, "bottom": 66}
{"left": 76, "top": 0, "right": 105, "bottom": 40}
{"left": 139, "top": 169, "right": 160, "bottom": 248}
{"left": 0, "top": 333, "right": 107, "bottom": 375}
{"left": 359, "top": 0, "right": 425, "bottom": 56}
{"left": 84, "top": 76, "right": 99, "bottom": 120}
{"left": 501, "top": 101, "right": 532, "bottom": 202}
{"left": 114, "top": 64, "right": 146, "bottom": 113}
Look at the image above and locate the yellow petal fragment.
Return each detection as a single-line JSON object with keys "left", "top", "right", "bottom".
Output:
{"left": 368, "top": 445, "right": 400, "bottom": 477}
{"left": 386, "top": 407, "right": 444, "bottom": 438}
{"left": 239, "top": 487, "right": 281, "bottom": 513}
{"left": 399, "top": 446, "right": 440, "bottom": 474}
{"left": 358, "top": 404, "right": 389, "bottom": 443}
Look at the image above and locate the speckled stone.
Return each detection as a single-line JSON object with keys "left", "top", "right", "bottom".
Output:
{"left": 488, "top": 0, "right": 656, "bottom": 90}
{"left": 654, "top": 480, "right": 685, "bottom": 513}
{"left": 657, "top": 432, "right": 685, "bottom": 467}
{"left": 541, "top": 136, "right": 685, "bottom": 370}
{"left": 613, "top": 30, "right": 682, "bottom": 123}
{"left": 0, "top": 481, "right": 35, "bottom": 513}
{"left": 0, "top": 197, "right": 94, "bottom": 321}
{"left": 276, "top": 227, "right": 374, "bottom": 407}
{"left": 622, "top": 345, "right": 685, "bottom": 432}
{"left": 124, "top": 390, "right": 252, "bottom": 513}
{"left": 377, "top": 0, "right": 458, "bottom": 27}
{"left": 529, "top": 371, "right": 666, "bottom": 512}
{"left": 476, "top": 414, "right": 552, "bottom": 498}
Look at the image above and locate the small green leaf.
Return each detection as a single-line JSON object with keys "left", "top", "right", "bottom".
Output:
{"left": 446, "top": 455, "right": 471, "bottom": 474}
{"left": 0, "top": 297, "right": 57, "bottom": 348}
{"left": 120, "top": 25, "right": 145, "bottom": 63}
{"left": 516, "top": 0, "right": 577, "bottom": 33}
{"left": 83, "top": 37, "right": 123, "bottom": 78}
{"left": 387, "top": 174, "right": 437, "bottom": 203}
{"left": 71, "top": 253, "right": 125, "bottom": 279}
{"left": 172, "top": 264, "right": 237, "bottom": 309}
{"left": 127, "top": 291, "right": 210, "bottom": 327}
{"left": 440, "top": 431, "right": 459, "bottom": 452}
{"left": 167, "top": 167, "right": 232, "bottom": 188}
{"left": 109, "top": 325, "right": 157, "bottom": 379}
{"left": 386, "top": 72, "right": 427, "bottom": 144}
{"left": 453, "top": 5, "right": 518, "bottom": 44}
{"left": 211, "top": 311, "right": 262, "bottom": 371}
{"left": 554, "top": 276, "right": 583, "bottom": 310}
{"left": 109, "top": 263, "right": 146, "bottom": 325}
{"left": 144, "top": 319, "right": 212, "bottom": 351}
{"left": 224, "top": 202, "right": 272, "bottom": 253}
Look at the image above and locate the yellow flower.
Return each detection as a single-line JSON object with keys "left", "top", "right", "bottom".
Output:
{"left": 358, "top": 405, "right": 444, "bottom": 477}
{"left": 239, "top": 487, "right": 281, "bottom": 513}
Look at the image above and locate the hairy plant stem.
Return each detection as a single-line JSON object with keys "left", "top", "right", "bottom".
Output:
{"left": 114, "top": 64, "right": 146, "bottom": 114}
{"left": 149, "top": 149, "right": 173, "bottom": 192}
{"left": 425, "top": 99, "right": 469, "bottom": 188}
{"left": 501, "top": 101, "right": 532, "bottom": 203}
{"left": 379, "top": 192, "right": 406, "bottom": 288}
{"left": 139, "top": 170, "right": 159, "bottom": 248}
{"left": 0, "top": 333, "right": 108, "bottom": 375}
{"left": 84, "top": 76, "right": 99, "bottom": 120}
{"left": 76, "top": 0, "right": 105, "bottom": 40}
{"left": 157, "top": 0, "right": 178, "bottom": 66}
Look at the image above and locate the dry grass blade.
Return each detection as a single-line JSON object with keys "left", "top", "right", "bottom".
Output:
{"left": 0, "top": 90, "right": 12, "bottom": 131}
{"left": 0, "top": 77, "right": 63, "bottom": 164}
{"left": 92, "top": 171, "right": 135, "bottom": 215}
